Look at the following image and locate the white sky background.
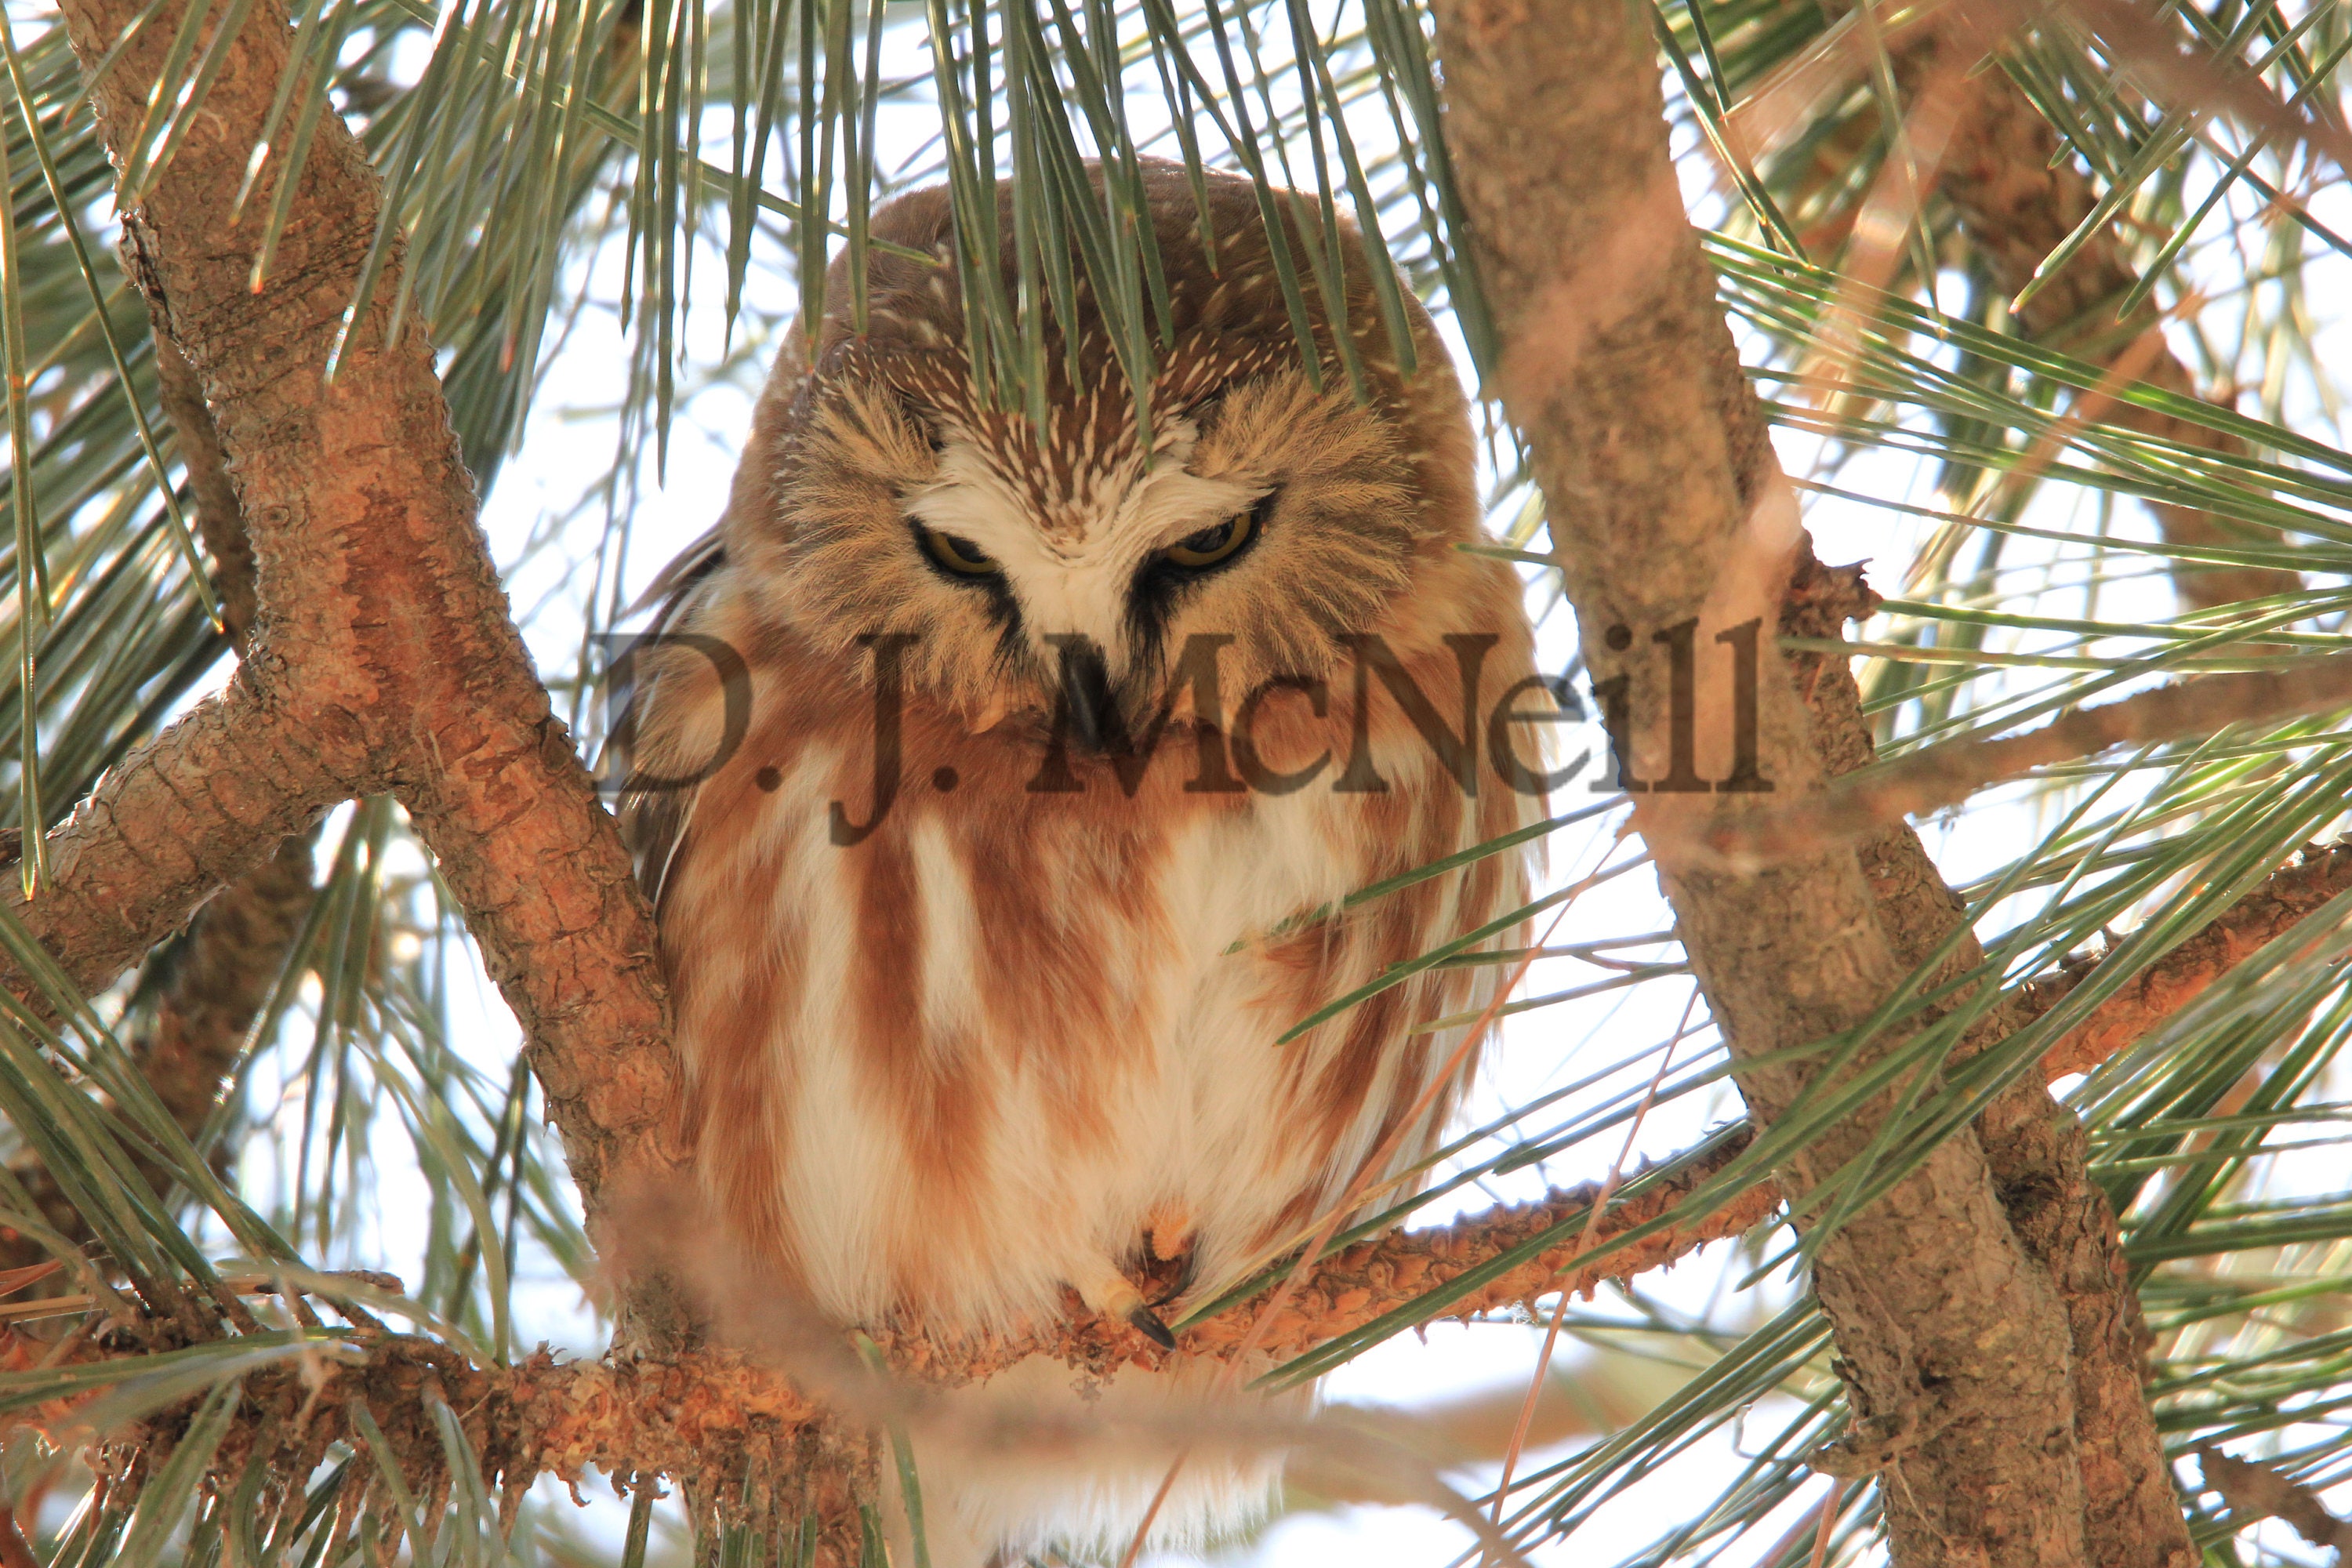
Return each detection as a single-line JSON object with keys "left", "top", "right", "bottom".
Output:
{"left": 188, "top": 5, "right": 2352, "bottom": 1564}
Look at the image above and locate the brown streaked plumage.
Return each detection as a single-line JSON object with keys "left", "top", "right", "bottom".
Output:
{"left": 616, "top": 161, "right": 1546, "bottom": 1565}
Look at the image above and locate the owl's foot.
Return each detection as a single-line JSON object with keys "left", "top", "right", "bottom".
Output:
{"left": 1145, "top": 1242, "right": 1200, "bottom": 1310}
{"left": 1069, "top": 1254, "right": 1178, "bottom": 1350}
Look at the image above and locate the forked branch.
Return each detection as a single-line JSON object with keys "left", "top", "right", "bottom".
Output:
{"left": 11, "top": 0, "right": 2325, "bottom": 1556}
{"left": 54, "top": 0, "right": 679, "bottom": 1240}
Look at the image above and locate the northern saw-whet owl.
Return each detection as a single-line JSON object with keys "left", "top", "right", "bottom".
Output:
{"left": 617, "top": 160, "right": 1546, "bottom": 1565}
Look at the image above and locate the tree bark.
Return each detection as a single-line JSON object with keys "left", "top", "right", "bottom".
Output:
{"left": 2, "top": 683, "right": 344, "bottom": 998}
{"left": 53, "top": 0, "right": 682, "bottom": 1305}
{"left": 1784, "top": 555, "right": 2190, "bottom": 1565}
{"left": 1428, "top": 1, "right": 2191, "bottom": 1561}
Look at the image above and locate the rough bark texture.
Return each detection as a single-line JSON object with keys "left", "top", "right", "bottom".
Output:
{"left": 1425, "top": 1, "right": 2185, "bottom": 1561}
{"left": 1784, "top": 556, "right": 2190, "bottom": 1565}
{"left": 53, "top": 0, "right": 681, "bottom": 1260}
{"left": 0, "top": 683, "right": 345, "bottom": 998}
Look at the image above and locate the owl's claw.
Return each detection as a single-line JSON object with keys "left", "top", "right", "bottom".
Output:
{"left": 1126, "top": 1303, "right": 1179, "bottom": 1350}
{"left": 1070, "top": 1254, "right": 1180, "bottom": 1349}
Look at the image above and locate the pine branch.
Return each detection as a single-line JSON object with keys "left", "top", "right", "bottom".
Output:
{"left": 6, "top": 820, "right": 2323, "bottom": 1541}
{"left": 1696, "top": 644, "right": 2352, "bottom": 867}
{"left": 1421, "top": 2, "right": 2196, "bottom": 1559}
{"left": 0, "top": 1167, "right": 1782, "bottom": 1535}
{"left": 2197, "top": 1447, "right": 2352, "bottom": 1556}
{"left": 1396, "top": 829, "right": 2352, "bottom": 1346}
{"left": 1923, "top": 5, "right": 2302, "bottom": 614}
{"left": 2027, "top": 840, "right": 2352, "bottom": 1080}
{"left": 52, "top": 0, "right": 680, "bottom": 1292}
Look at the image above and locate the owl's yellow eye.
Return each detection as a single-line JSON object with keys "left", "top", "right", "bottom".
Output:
{"left": 920, "top": 527, "right": 1000, "bottom": 578}
{"left": 1162, "top": 508, "right": 1257, "bottom": 570}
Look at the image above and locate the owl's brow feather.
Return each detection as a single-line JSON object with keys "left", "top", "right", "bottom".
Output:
{"left": 831, "top": 332, "right": 1302, "bottom": 538}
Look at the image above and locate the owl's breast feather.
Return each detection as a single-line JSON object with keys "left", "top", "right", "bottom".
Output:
{"left": 664, "top": 694, "right": 1532, "bottom": 1342}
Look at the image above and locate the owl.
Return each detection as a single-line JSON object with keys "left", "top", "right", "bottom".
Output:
{"left": 617, "top": 160, "right": 1546, "bottom": 1565}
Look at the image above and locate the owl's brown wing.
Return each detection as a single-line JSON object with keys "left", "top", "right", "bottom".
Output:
{"left": 607, "top": 525, "right": 731, "bottom": 909}
{"left": 625, "top": 523, "right": 728, "bottom": 622}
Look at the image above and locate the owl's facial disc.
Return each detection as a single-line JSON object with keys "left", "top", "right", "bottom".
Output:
{"left": 766, "top": 365, "right": 1417, "bottom": 753}
{"left": 901, "top": 427, "right": 1269, "bottom": 744}
{"left": 910, "top": 500, "right": 1266, "bottom": 750}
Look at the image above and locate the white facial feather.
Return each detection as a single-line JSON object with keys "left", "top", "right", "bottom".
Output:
{"left": 902, "top": 423, "right": 1265, "bottom": 666}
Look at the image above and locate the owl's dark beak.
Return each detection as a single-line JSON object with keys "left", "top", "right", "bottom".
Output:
{"left": 1056, "top": 640, "right": 1121, "bottom": 753}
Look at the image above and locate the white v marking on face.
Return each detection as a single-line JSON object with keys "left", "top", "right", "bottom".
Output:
{"left": 906, "top": 428, "right": 1261, "bottom": 667}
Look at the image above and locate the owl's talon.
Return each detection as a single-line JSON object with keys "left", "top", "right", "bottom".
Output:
{"left": 1149, "top": 1244, "right": 1201, "bottom": 1310}
{"left": 1070, "top": 1254, "right": 1178, "bottom": 1348}
{"left": 1127, "top": 1304, "right": 1178, "bottom": 1350}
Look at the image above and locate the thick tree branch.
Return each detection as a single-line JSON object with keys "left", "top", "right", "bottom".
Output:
{"left": 133, "top": 326, "right": 312, "bottom": 1149}
{"left": 1782, "top": 555, "right": 2187, "bottom": 1565}
{"left": 0, "top": 683, "right": 344, "bottom": 1000}
{"left": 56, "top": 0, "right": 679, "bottom": 1257}
{"left": 1422, "top": 2, "right": 2188, "bottom": 1560}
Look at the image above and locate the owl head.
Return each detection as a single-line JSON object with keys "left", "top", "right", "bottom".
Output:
{"left": 681, "top": 161, "right": 1501, "bottom": 758}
